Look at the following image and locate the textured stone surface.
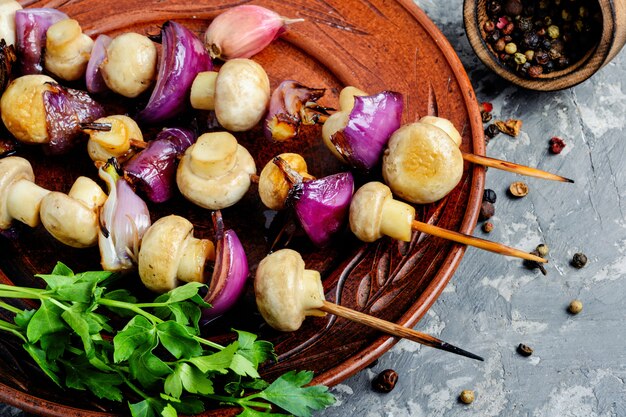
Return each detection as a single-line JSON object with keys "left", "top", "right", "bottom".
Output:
{"left": 321, "top": 1, "right": 626, "bottom": 416}
{"left": 3, "top": 1, "right": 626, "bottom": 416}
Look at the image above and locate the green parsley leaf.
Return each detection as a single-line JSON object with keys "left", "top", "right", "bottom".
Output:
{"left": 237, "top": 408, "right": 285, "bottom": 417}
{"left": 26, "top": 299, "right": 66, "bottom": 343}
{"left": 22, "top": 343, "right": 61, "bottom": 386}
{"left": 256, "top": 370, "right": 336, "bottom": 417}
{"left": 39, "top": 332, "right": 69, "bottom": 361}
{"left": 113, "top": 316, "right": 156, "bottom": 363}
{"left": 156, "top": 321, "right": 201, "bottom": 359}
{"left": 128, "top": 347, "right": 172, "bottom": 388}
{"left": 129, "top": 399, "right": 158, "bottom": 417}
{"left": 61, "top": 307, "right": 94, "bottom": 356}
{"left": 50, "top": 262, "right": 74, "bottom": 277}
{"left": 161, "top": 403, "right": 178, "bottom": 417}
{"left": 63, "top": 356, "right": 123, "bottom": 401}
{"left": 101, "top": 289, "right": 138, "bottom": 317}
{"left": 187, "top": 341, "right": 238, "bottom": 374}
{"left": 235, "top": 329, "right": 276, "bottom": 367}
{"left": 230, "top": 353, "right": 260, "bottom": 378}
{"left": 14, "top": 309, "right": 35, "bottom": 329}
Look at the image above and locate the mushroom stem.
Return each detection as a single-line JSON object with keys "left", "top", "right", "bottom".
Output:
{"left": 177, "top": 237, "right": 216, "bottom": 283}
{"left": 318, "top": 301, "right": 483, "bottom": 361}
{"left": 6, "top": 179, "right": 49, "bottom": 227}
{"left": 190, "top": 71, "right": 218, "bottom": 111}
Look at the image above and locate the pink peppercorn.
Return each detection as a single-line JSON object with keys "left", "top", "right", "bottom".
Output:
{"left": 549, "top": 137, "right": 566, "bottom": 154}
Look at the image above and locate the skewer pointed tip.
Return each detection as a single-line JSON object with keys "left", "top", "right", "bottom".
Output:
{"left": 438, "top": 341, "right": 484, "bottom": 361}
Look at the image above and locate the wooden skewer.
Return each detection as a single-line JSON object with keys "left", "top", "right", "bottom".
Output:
{"left": 412, "top": 220, "right": 547, "bottom": 263}
{"left": 319, "top": 301, "right": 484, "bottom": 361}
{"left": 462, "top": 152, "right": 574, "bottom": 183}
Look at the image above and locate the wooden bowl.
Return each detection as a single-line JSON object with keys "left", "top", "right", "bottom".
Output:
{"left": 463, "top": 0, "right": 626, "bottom": 91}
{"left": 0, "top": 0, "right": 485, "bottom": 415}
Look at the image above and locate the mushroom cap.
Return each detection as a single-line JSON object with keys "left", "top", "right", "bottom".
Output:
{"left": 349, "top": 181, "right": 392, "bottom": 242}
{"left": 138, "top": 215, "right": 194, "bottom": 293}
{"left": 382, "top": 122, "right": 463, "bottom": 204}
{"left": 258, "top": 153, "right": 308, "bottom": 210}
{"left": 101, "top": 32, "right": 157, "bottom": 98}
{"left": 177, "top": 141, "right": 256, "bottom": 210}
{"left": 1, "top": 75, "right": 56, "bottom": 144}
{"left": 0, "top": 156, "right": 35, "bottom": 229}
{"left": 215, "top": 59, "right": 270, "bottom": 132}
{"left": 39, "top": 191, "right": 100, "bottom": 248}
{"left": 418, "top": 116, "right": 462, "bottom": 147}
{"left": 255, "top": 249, "right": 324, "bottom": 332}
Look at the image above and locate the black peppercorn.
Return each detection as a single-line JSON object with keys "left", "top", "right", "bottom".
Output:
{"left": 556, "top": 56, "right": 570, "bottom": 68}
{"left": 535, "top": 50, "right": 550, "bottom": 64}
{"left": 517, "top": 343, "right": 534, "bottom": 356}
{"left": 524, "top": 250, "right": 547, "bottom": 275}
{"left": 517, "top": 17, "right": 533, "bottom": 32}
{"left": 541, "top": 38, "right": 553, "bottom": 50}
{"left": 485, "top": 124, "right": 500, "bottom": 139}
{"left": 483, "top": 188, "right": 497, "bottom": 203}
{"left": 482, "top": 111, "right": 493, "bottom": 123}
{"left": 372, "top": 369, "right": 398, "bottom": 393}
{"left": 504, "top": 0, "right": 523, "bottom": 16}
{"left": 488, "top": 1, "right": 503, "bottom": 16}
{"left": 571, "top": 253, "right": 588, "bottom": 268}
{"left": 522, "top": 31, "right": 540, "bottom": 49}
{"left": 489, "top": 29, "right": 502, "bottom": 42}
{"left": 479, "top": 201, "right": 495, "bottom": 221}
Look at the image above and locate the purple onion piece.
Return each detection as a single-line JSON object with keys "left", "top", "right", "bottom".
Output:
{"left": 137, "top": 21, "right": 213, "bottom": 124}
{"left": 330, "top": 91, "right": 403, "bottom": 172}
{"left": 0, "top": 40, "right": 16, "bottom": 93}
{"left": 202, "top": 211, "right": 249, "bottom": 321}
{"left": 154, "top": 127, "right": 197, "bottom": 153}
{"left": 264, "top": 80, "right": 327, "bottom": 141}
{"left": 124, "top": 127, "right": 197, "bottom": 203}
{"left": 15, "top": 8, "right": 68, "bottom": 75}
{"left": 86, "top": 34, "right": 112, "bottom": 94}
{"left": 42, "top": 83, "right": 106, "bottom": 155}
{"left": 293, "top": 172, "right": 354, "bottom": 247}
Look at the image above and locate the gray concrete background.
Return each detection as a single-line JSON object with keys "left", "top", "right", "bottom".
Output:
{"left": 2, "top": 0, "right": 625, "bottom": 416}
{"left": 321, "top": 1, "right": 626, "bottom": 416}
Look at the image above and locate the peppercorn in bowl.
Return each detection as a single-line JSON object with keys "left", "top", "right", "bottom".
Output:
{"left": 463, "top": 0, "right": 626, "bottom": 90}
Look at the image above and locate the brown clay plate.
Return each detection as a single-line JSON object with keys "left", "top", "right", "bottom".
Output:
{"left": 0, "top": 0, "right": 484, "bottom": 415}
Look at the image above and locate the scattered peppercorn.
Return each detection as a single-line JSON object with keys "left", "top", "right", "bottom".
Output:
{"left": 479, "top": 201, "right": 495, "bottom": 221}
{"left": 482, "top": 111, "right": 493, "bottom": 123}
{"left": 524, "top": 249, "right": 547, "bottom": 275}
{"left": 571, "top": 252, "right": 588, "bottom": 268}
{"left": 517, "top": 343, "right": 534, "bottom": 356}
{"left": 568, "top": 299, "right": 583, "bottom": 314}
{"left": 485, "top": 123, "right": 500, "bottom": 140}
{"left": 495, "top": 119, "right": 523, "bottom": 137}
{"left": 372, "top": 369, "right": 398, "bottom": 393}
{"left": 483, "top": 0, "right": 602, "bottom": 78}
{"left": 482, "top": 222, "right": 494, "bottom": 233}
{"left": 483, "top": 188, "right": 497, "bottom": 203}
{"left": 459, "top": 390, "right": 475, "bottom": 404}
{"left": 509, "top": 181, "right": 529, "bottom": 197}
{"left": 536, "top": 243, "right": 549, "bottom": 257}
{"left": 549, "top": 136, "right": 566, "bottom": 154}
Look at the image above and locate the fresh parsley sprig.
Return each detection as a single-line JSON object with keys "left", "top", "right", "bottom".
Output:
{"left": 0, "top": 262, "right": 335, "bottom": 417}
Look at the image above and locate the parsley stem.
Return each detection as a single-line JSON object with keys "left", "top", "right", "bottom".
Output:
{"left": 98, "top": 298, "right": 164, "bottom": 324}
{"left": 0, "top": 319, "right": 27, "bottom": 343}
{"left": 0, "top": 300, "right": 24, "bottom": 314}
{"left": 205, "top": 394, "right": 272, "bottom": 411}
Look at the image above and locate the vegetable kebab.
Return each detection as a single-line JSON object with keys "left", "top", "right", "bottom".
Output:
{"left": 255, "top": 249, "right": 484, "bottom": 361}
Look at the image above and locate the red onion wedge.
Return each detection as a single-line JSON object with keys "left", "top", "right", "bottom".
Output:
{"left": 137, "top": 21, "right": 213, "bottom": 124}
{"left": 15, "top": 8, "right": 68, "bottom": 75}
{"left": 264, "top": 80, "right": 328, "bottom": 142}
{"left": 328, "top": 91, "right": 403, "bottom": 172}
{"left": 202, "top": 211, "right": 249, "bottom": 321}
{"left": 98, "top": 161, "right": 151, "bottom": 271}
{"left": 0, "top": 40, "right": 16, "bottom": 93}
{"left": 42, "top": 82, "right": 105, "bottom": 155}
{"left": 85, "top": 34, "right": 112, "bottom": 94}
{"left": 124, "top": 127, "right": 197, "bottom": 203}
{"left": 274, "top": 157, "right": 354, "bottom": 247}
